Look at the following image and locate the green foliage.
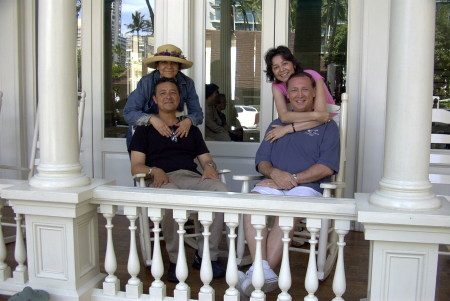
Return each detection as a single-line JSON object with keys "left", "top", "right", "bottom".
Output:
{"left": 324, "top": 23, "right": 347, "bottom": 66}
{"left": 434, "top": 3, "right": 450, "bottom": 99}
{"left": 112, "top": 63, "right": 126, "bottom": 80}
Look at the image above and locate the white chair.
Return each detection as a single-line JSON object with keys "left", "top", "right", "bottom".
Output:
{"left": 430, "top": 108, "right": 450, "bottom": 256}
{"left": 232, "top": 93, "right": 348, "bottom": 280}
{"left": 134, "top": 168, "right": 230, "bottom": 267}
{"left": 430, "top": 108, "right": 450, "bottom": 187}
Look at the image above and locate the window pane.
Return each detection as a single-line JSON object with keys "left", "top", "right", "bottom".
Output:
{"left": 288, "top": 0, "right": 348, "bottom": 104}
{"left": 104, "top": 0, "right": 155, "bottom": 138}
{"left": 432, "top": 0, "right": 450, "bottom": 149}
{"left": 205, "top": 0, "right": 262, "bottom": 142}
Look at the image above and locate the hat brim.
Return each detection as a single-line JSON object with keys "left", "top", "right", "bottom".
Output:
{"left": 144, "top": 56, "right": 193, "bottom": 70}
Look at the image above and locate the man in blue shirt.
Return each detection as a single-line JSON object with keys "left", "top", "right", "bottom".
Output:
{"left": 238, "top": 72, "right": 340, "bottom": 297}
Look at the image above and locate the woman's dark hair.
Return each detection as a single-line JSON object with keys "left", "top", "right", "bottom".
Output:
{"left": 264, "top": 46, "right": 303, "bottom": 83}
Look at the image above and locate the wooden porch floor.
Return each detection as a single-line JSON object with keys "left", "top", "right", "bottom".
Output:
{"left": 1, "top": 212, "right": 450, "bottom": 300}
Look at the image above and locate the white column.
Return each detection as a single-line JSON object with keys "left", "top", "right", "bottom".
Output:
{"left": 369, "top": 0, "right": 438, "bottom": 210}
{"left": 30, "top": 0, "right": 89, "bottom": 189}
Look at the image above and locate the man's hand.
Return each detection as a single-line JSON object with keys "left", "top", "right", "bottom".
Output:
{"left": 149, "top": 115, "right": 171, "bottom": 137}
{"left": 151, "top": 167, "right": 171, "bottom": 188}
{"left": 175, "top": 118, "right": 192, "bottom": 138}
{"left": 200, "top": 165, "right": 219, "bottom": 182}
{"left": 269, "top": 168, "right": 298, "bottom": 190}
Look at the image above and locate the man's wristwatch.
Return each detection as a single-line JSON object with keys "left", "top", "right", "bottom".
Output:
{"left": 148, "top": 167, "right": 153, "bottom": 177}
{"left": 292, "top": 173, "right": 298, "bottom": 182}
{"left": 206, "top": 162, "right": 216, "bottom": 169}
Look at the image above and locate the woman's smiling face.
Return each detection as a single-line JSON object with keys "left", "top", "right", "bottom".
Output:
{"left": 271, "top": 55, "right": 296, "bottom": 83}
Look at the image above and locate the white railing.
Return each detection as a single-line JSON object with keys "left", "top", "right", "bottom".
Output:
{"left": 0, "top": 183, "right": 356, "bottom": 300}
{"left": 91, "top": 185, "right": 356, "bottom": 301}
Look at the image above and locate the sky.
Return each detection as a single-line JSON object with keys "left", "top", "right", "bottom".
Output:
{"left": 120, "top": 0, "right": 155, "bottom": 36}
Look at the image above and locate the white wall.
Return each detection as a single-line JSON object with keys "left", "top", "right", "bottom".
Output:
{"left": 0, "top": 1, "right": 36, "bottom": 180}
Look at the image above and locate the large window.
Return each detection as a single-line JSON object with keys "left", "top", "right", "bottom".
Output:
{"left": 104, "top": 0, "right": 155, "bottom": 138}
{"left": 205, "top": 0, "right": 262, "bottom": 143}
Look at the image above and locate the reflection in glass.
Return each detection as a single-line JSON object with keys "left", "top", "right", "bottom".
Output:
{"left": 288, "top": 0, "right": 348, "bottom": 105}
{"left": 205, "top": 0, "right": 262, "bottom": 142}
{"left": 104, "top": 0, "right": 155, "bottom": 138}
{"left": 432, "top": 0, "right": 450, "bottom": 149}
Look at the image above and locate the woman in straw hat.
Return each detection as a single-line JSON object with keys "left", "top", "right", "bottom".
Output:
{"left": 123, "top": 44, "right": 203, "bottom": 149}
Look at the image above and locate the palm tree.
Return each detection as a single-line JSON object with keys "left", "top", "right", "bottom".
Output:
{"left": 145, "top": 0, "right": 154, "bottom": 32}
{"left": 125, "top": 11, "right": 151, "bottom": 54}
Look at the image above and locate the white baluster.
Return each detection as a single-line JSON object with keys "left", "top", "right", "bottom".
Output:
{"left": 174, "top": 209, "right": 190, "bottom": 300}
{"left": 237, "top": 214, "right": 246, "bottom": 265}
{"left": 125, "top": 207, "right": 143, "bottom": 298}
{"left": 250, "top": 215, "right": 266, "bottom": 301}
{"left": 224, "top": 213, "right": 240, "bottom": 301}
{"left": 332, "top": 220, "right": 350, "bottom": 301}
{"left": 199, "top": 211, "right": 214, "bottom": 301}
{"left": 0, "top": 200, "right": 11, "bottom": 281}
{"left": 149, "top": 209, "right": 166, "bottom": 300}
{"left": 102, "top": 205, "right": 119, "bottom": 295}
{"left": 278, "top": 217, "right": 294, "bottom": 301}
{"left": 13, "top": 213, "right": 27, "bottom": 283}
{"left": 304, "top": 218, "right": 321, "bottom": 301}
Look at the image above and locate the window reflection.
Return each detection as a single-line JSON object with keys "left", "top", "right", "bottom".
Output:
{"left": 205, "top": 0, "right": 262, "bottom": 142}
{"left": 288, "top": 0, "right": 348, "bottom": 105}
{"left": 432, "top": 0, "right": 450, "bottom": 149}
{"left": 104, "top": 0, "right": 155, "bottom": 138}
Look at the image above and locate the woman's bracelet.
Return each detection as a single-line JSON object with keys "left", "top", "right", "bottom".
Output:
{"left": 292, "top": 123, "right": 296, "bottom": 133}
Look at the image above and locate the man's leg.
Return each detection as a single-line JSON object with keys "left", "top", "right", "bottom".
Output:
{"left": 169, "top": 170, "right": 228, "bottom": 261}
{"left": 158, "top": 183, "right": 181, "bottom": 265}
{"left": 238, "top": 187, "right": 284, "bottom": 296}
{"left": 167, "top": 170, "right": 227, "bottom": 278}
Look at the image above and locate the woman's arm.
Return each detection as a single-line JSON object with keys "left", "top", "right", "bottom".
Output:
{"left": 273, "top": 86, "right": 329, "bottom": 124}
{"left": 123, "top": 76, "right": 152, "bottom": 126}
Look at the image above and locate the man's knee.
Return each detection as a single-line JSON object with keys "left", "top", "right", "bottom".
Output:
{"left": 203, "top": 179, "right": 229, "bottom": 192}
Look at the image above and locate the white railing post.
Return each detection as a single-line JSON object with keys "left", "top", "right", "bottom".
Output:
{"left": 125, "top": 206, "right": 143, "bottom": 298}
{"left": 101, "top": 204, "right": 119, "bottom": 296}
{"left": 174, "top": 209, "right": 190, "bottom": 300}
{"left": 0, "top": 200, "right": 11, "bottom": 281}
{"left": 149, "top": 208, "right": 166, "bottom": 300}
{"left": 304, "top": 218, "right": 321, "bottom": 301}
{"left": 13, "top": 213, "right": 27, "bottom": 283}
{"left": 278, "top": 217, "right": 294, "bottom": 301}
{"left": 199, "top": 211, "right": 214, "bottom": 301}
{"left": 332, "top": 220, "right": 350, "bottom": 301}
{"left": 224, "top": 213, "right": 240, "bottom": 301}
{"left": 250, "top": 214, "right": 266, "bottom": 301}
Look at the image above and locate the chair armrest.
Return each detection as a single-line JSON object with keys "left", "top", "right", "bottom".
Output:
{"left": 232, "top": 175, "right": 264, "bottom": 181}
{"left": 133, "top": 173, "right": 147, "bottom": 188}
{"left": 232, "top": 175, "right": 264, "bottom": 193}
{"left": 320, "top": 181, "right": 346, "bottom": 198}
{"left": 320, "top": 181, "right": 346, "bottom": 190}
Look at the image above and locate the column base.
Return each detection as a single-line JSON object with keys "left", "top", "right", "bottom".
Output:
{"left": 29, "top": 164, "right": 90, "bottom": 189}
{"left": 369, "top": 178, "right": 441, "bottom": 210}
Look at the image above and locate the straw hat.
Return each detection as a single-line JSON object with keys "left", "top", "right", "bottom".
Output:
{"left": 144, "top": 44, "right": 193, "bottom": 69}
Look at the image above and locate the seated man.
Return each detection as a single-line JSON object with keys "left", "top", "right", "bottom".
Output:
{"left": 130, "top": 77, "right": 227, "bottom": 283}
{"left": 238, "top": 72, "right": 340, "bottom": 296}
